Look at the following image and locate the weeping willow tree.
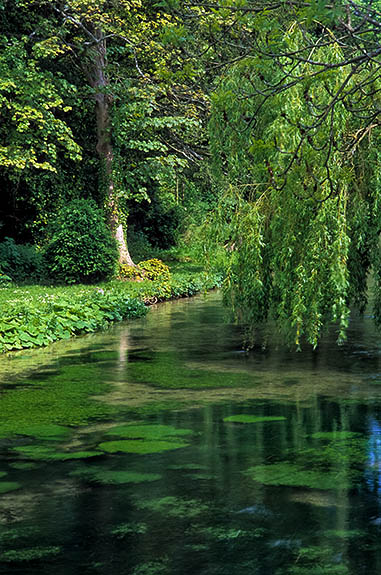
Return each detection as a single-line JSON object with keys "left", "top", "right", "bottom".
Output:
{"left": 208, "top": 24, "right": 381, "bottom": 348}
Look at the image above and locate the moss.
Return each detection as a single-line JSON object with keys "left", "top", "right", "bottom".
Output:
{"left": 110, "top": 522, "right": 147, "bottom": 538}
{"left": 0, "top": 482, "right": 21, "bottom": 494}
{"left": 98, "top": 440, "right": 189, "bottom": 454}
{"left": 13, "top": 445, "right": 101, "bottom": 461}
{"left": 71, "top": 467, "right": 161, "bottom": 484}
{"left": 0, "top": 546, "right": 61, "bottom": 562}
{"left": 137, "top": 496, "right": 209, "bottom": 519}
{"left": 245, "top": 463, "right": 351, "bottom": 490}
{"left": 105, "top": 424, "right": 192, "bottom": 440}
{"left": 223, "top": 415, "right": 286, "bottom": 424}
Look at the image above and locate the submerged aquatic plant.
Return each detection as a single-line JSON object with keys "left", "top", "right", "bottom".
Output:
{"left": 12, "top": 445, "right": 101, "bottom": 461}
{"left": 110, "top": 522, "right": 148, "bottom": 538}
{"left": 137, "top": 496, "right": 209, "bottom": 519}
{"left": 0, "top": 546, "right": 61, "bottom": 562}
{"left": 223, "top": 415, "right": 286, "bottom": 424}
{"left": 245, "top": 463, "right": 352, "bottom": 490}
{"left": 105, "top": 424, "right": 192, "bottom": 440}
{"left": 71, "top": 467, "right": 161, "bottom": 484}
{"left": 98, "top": 440, "right": 189, "bottom": 454}
{"left": 0, "top": 482, "right": 21, "bottom": 494}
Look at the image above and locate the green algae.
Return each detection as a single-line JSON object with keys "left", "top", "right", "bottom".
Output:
{"left": 12, "top": 445, "right": 101, "bottom": 461}
{"left": 0, "top": 482, "right": 21, "bottom": 494}
{"left": 0, "top": 545, "right": 61, "bottom": 562}
{"left": 98, "top": 439, "right": 189, "bottom": 454}
{"left": 105, "top": 424, "right": 192, "bottom": 440}
{"left": 245, "top": 463, "right": 351, "bottom": 490}
{"left": 110, "top": 522, "right": 147, "bottom": 538}
{"left": 223, "top": 414, "right": 286, "bottom": 424}
{"left": 310, "top": 431, "right": 362, "bottom": 441}
{"left": 71, "top": 467, "right": 161, "bottom": 484}
{"left": 137, "top": 496, "right": 209, "bottom": 519}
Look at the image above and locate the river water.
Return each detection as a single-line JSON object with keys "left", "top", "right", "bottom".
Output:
{"left": 1, "top": 291, "right": 381, "bottom": 574}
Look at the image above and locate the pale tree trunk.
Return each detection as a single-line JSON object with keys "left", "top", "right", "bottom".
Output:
{"left": 89, "top": 29, "right": 135, "bottom": 267}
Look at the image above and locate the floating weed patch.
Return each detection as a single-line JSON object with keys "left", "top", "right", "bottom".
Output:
{"left": 105, "top": 424, "right": 193, "bottom": 440}
{"left": 223, "top": 415, "right": 286, "bottom": 424}
{"left": 310, "top": 431, "right": 362, "bottom": 441}
{"left": 12, "top": 445, "right": 101, "bottom": 461}
{"left": 110, "top": 522, "right": 147, "bottom": 538}
{"left": 0, "top": 482, "right": 21, "bottom": 494}
{"left": 245, "top": 463, "right": 351, "bottom": 490}
{"left": 0, "top": 545, "right": 61, "bottom": 562}
{"left": 71, "top": 467, "right": 161, "bottom": 484}
{"left": 98, "top": 440, "right": 189, "bottom": 454}
{"left": 137, "top": 496, "right": 209, "bottom": 519}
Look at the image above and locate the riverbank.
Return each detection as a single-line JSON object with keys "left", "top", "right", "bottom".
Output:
{"left": 0, "top": 264, "right": 222, "bottom": 353}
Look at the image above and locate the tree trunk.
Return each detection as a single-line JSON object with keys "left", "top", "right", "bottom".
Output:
{"left": 89, "top": 29, "right": 135, "bottom": 267}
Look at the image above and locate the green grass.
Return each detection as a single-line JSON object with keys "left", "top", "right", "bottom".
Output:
{"left": 0, "top": 265, "right": 222, "bottom": 353}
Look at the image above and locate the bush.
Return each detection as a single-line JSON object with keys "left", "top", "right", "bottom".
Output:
{"left": 0, "top": 237, "right": 46, "bottom": 283}
{"left": 44, "top": 199, "right": 118, "bottom": 284}
{"left": 138, "top": 259, "right": 171, "bottom": 282}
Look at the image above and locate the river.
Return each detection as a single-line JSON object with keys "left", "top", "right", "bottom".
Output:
{"left": 0, "top": 291, "right": 381, "bottom": 574}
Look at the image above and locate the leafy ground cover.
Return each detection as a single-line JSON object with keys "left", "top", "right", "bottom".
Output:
{"left": 0, "top": 265, "right": 221, "bottom": 353}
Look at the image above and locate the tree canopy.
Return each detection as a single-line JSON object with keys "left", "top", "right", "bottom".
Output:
{"left": 1, "top": 0, "right": 380, "bottom": 346}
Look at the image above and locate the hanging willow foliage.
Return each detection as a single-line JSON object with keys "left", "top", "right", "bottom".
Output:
{"left": 208, "top": 25, "right": 381, "bottom": 348}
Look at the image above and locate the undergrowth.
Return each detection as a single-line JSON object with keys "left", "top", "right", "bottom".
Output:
{"left": 0, "top": 266, "right": 222, "bottom": 353}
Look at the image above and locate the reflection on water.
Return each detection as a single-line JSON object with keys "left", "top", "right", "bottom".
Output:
{"left": 1, "top": 292, "right": 381, "bottom": 573}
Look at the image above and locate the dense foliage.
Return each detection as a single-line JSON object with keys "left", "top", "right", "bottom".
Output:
{"left": 44, "top": 199, "right": 118, "bottom": 284}
{"left": 1, "top": 0, "right": 381, "bottom": 348}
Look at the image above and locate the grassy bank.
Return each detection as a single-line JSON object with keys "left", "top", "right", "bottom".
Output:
{"left": 0, "top": 264, "right": 221, "bottom": 353}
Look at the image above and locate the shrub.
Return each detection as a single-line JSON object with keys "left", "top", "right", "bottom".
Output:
{"left": 138, "top": 259, "right": 171, "bottom": 282}
{"left": 118, "top": 264, "right": 143, "bottom": 281}
{"left": 44, "top": 199, "right": 118, "bottom": 284}
{"left": 0, "top": 237, "right": 46, "bottom": 283}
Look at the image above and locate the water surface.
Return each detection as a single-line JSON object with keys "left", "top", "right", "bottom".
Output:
{"left": 1, "top": 292, "right": 381, "bottom": 574}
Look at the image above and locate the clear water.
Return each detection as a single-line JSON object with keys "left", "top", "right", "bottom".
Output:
{"left": 1, "top": 292, "right": 381, "bottom": 574}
